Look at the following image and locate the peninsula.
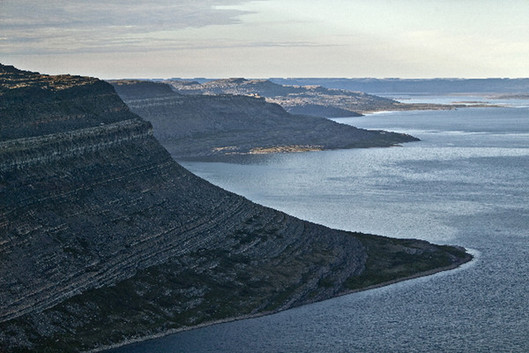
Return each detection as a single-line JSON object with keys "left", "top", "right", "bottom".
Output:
{"left": 0, "top": 65, "right": 471, "bottom": 352}
{"left": 165, "top": 77, "right": 484, "bottom": 116}
{"left": 110, "top": 80, "right": 418, "bottom": 160}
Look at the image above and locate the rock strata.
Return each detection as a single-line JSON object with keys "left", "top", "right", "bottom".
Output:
{"left": 0, "top": 65, "right": 471, "bottom": 352}
{"left": 110, "top": 80, "right": 418, "bottom": 160}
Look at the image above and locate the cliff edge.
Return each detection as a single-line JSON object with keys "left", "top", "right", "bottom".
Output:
{"left": 0, "top": 65, "right": 471, "bottom": 352}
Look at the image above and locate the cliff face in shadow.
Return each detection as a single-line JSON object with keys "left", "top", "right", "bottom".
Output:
{"left": 0, "top": 65, "right": 133, "bottom": 142}
{"left": 0, "top": 65, "right": 471, "bottom": 352}
{"left": 111, "top": 80, "right": 418, "bottom": 160}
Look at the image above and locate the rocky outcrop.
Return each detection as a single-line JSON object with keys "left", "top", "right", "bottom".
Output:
{"left": 0, "top": 65, "right": 471, "bottom": 352}
{"left": 110, "top": 80, "right": 418, "bottom": 160}
{"left": 0, "top": 118, "right": 152, "bottom": 172}
{"left": 0, "top": 65, "right": 132, "bottom": 142}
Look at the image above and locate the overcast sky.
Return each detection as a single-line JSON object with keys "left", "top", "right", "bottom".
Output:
{"left": 2, "top": 0, "right": 529, "bottom": 78}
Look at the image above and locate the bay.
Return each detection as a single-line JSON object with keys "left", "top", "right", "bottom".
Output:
{"left": 109, "top": 102, "right": 529, "bottom": 353}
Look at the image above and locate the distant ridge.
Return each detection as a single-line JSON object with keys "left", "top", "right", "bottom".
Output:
{"left": 110, "top": 79, "right": 419, "bottom": 160}
{"left": 165, "top": 77, "right": 397, "bottom": 116}
{"left": 164, "top": 77, "right": 484, "bottom": 116}
{"left": 270, "top": 78, "right": 529, "bottom": 94}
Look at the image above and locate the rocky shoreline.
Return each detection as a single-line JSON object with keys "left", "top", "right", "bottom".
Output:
{"left": 88, "top": 250, "right": 473, "bottom": 353}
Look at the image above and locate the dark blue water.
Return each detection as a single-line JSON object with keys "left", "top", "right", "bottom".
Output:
{"left": 109, "top": 103, "right": 529, "bottom": 353}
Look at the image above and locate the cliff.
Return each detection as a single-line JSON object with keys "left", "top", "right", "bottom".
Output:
{"left": 110, "top": 80, "right": 418, "bottom": 160}
{"left": 0, "top": 65, "right": 471, "bottom": 352}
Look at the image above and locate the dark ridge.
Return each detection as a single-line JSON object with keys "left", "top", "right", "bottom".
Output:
{"left": 285, "top": 103, "right": 362, "bottom": 117}
{"left": 108, "top": 80, "right": 180, "bottom": 101}
{"left": 0, "top": 64, "right": 131, "bottom": 142}
{"left": 111, "top": 80, "right": 418, "bottom": 160}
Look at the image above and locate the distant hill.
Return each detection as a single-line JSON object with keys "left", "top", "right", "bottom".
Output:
{"left": 165, "top": 78, "right": 490, "bottom": 114}
{"left": 0, "top": 64, "right": 471, "bottom": 352}
{"left": 111, "top": 79, "right": 178, "bottom": 99}
{"left": 110, "top": 80, "right": 419, "bottom": 160}
{"left": 270, "top": 78, "right": 529, "bottom": 95}
{"left": 165, "top": 78, "right": 454, "bottom": 116}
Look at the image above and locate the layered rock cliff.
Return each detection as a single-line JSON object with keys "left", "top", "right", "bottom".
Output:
{"left": 0, "top": 65, "right": 471, "bottom": 352}
{"left": 111, "top": 80, "right": 418, "bottom": 160}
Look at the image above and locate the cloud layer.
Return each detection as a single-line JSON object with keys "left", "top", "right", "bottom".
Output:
{"left": 2, "top": 0, "right": 528, "bottom": 78}
{"left": 1, "top": 0, "right": 249, "bottom": 55}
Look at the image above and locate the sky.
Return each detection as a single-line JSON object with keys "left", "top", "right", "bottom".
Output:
{"left": 1, "top": 0, "right": 529, "bottom": 79}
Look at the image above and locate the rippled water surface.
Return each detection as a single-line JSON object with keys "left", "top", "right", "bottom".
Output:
{"left": 110, "top": 102, "right": 529, "bottom": 353}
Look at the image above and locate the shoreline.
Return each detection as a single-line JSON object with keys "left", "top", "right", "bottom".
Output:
{"left": 359, "top": 103, "right": 501, "bottom": 115}
{"left": 87, "top": 251, "right": 473, "bottom": 353}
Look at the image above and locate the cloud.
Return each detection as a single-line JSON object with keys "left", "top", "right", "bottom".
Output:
{"left": 3, "top": 0, "right": 528, "bottom": 78}
{"left": 0, "top": 0, "right": 251, "bottom": 55}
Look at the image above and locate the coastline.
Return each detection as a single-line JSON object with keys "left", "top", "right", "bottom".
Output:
{"left": 87, "top": 250, "right": 474, "bottom": 353}
{"left": 358, "top": 102, "right": 501, "bottom": 115}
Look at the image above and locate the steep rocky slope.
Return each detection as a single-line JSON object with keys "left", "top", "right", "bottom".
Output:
{"left": 0, "top": 65, "right": 471, "bottom": 352}
{"left": 111, "top": 80, "right": 418, "bottom": 160}
{"left": 165, "top": 78, "right": 459, "bottom": 115}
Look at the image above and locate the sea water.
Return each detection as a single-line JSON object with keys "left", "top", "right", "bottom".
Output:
{"left": 109, "top": 101, "right": 529, "bottom": 352}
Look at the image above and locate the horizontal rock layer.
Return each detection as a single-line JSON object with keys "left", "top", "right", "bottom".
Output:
{"left": 111, "top": 81, "right": 418, "bottom": 160}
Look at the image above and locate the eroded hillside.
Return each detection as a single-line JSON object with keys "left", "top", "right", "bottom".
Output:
{"left": 111, "top": 80, "right": 418, "bottom": 160}
{"left": 0, "top": 65, "right": 471, "bottom": 352}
